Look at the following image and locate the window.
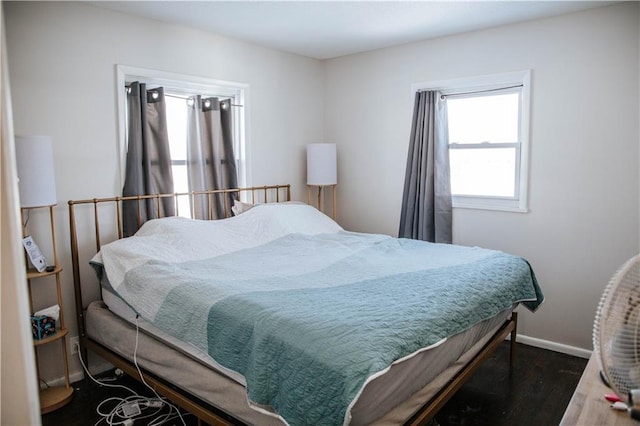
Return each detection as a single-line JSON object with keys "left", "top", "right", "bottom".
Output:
{"left": 164, "top": 94, "right": 190, "bottom": 217}
{"left": 116, "top": 65, "right": 249, "bottom": 217}
{"left": 412, "top": 70, "right": 530, "bottom": 212}
{"left": 447, "top": 89, "right": 521, "bottom": 198}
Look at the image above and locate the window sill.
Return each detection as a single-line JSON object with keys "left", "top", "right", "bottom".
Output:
{"left": 452, "top": 197, "right": 528, "bottom": 213}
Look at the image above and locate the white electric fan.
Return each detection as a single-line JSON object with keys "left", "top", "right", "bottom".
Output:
{"left": 593, "top": 254, "right": 640, "bottom": 418}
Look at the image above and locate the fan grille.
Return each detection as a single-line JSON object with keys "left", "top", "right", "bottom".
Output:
{"left": 593, "top": 255, "right": 640, "bottom": 401}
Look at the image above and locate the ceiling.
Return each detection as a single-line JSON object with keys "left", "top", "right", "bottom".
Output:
{"left": 90, "top": 1, "right": 617, "bottom": 60}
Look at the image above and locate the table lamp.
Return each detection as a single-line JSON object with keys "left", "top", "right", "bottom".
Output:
{"left": 306, "top": 143, "right": 337, "bottom": 219}
{"left": 15, "top": 135, "right": 57, "bottom": 208}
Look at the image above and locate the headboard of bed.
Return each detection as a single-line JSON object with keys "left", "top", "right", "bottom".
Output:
{"left": 67, "top": 184, "right": 291, "bottom": 341}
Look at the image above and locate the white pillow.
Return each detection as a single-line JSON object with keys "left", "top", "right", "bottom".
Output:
{"left": 231, "top": 200, "right": 255, "bottom": 216}
{"left": 244, "top": 203, "right": 343, "bottom": 235}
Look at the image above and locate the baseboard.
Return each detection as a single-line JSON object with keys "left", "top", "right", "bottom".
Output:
{"left": 515, "top": 334, "right": 592, "bottom": 359}
{"left": 40, "top": 361, "right": 113, "bottom": 389}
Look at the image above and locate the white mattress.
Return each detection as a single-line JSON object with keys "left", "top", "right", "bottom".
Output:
{"left": 98, "top": 287, "right": 512, "bottom": 425}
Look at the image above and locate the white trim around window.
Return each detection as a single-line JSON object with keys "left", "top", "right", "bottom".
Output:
{"left": 411, "top": 70, "right": 531, "bottom": 213}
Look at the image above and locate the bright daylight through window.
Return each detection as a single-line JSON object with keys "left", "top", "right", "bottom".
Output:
{"left": 164, "top": 95, "right": 190, "bottom": 217}
{"left": 446, "top": 90, "right": 520, "bottom": 199}
{"left": 418, "top": 70, "right": 531, "bottom": 212}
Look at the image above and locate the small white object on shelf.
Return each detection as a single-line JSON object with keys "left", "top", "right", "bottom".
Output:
{"left": 22, "top": 235, "right": 47, "bottom": 272}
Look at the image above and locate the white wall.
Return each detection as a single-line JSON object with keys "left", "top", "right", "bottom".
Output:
{"left": 5, "top": 1, "right": 324, "bottom": 382}
{"left": 325, "top": 2, "right": 640, "bottom": 353}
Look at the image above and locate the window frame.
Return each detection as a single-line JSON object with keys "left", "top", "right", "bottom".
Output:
{"left": 411, "top": 70, "right": 531, "bottom": 213}
{"left": 115, "top": 65, "right": 251, "bottom": 190}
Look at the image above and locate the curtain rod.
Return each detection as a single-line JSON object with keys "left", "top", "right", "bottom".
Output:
{"left": 164, "top": 92, "right": 244, "bottom": 108}
{"left": 125, "top": 84, "right": 243, "bottom": 107}
{"left": 436, "top": 84, "right": 523, "bottom": 99}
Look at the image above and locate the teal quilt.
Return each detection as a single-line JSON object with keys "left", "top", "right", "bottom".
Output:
{"left": 93, "top": 211, "right": 543, "bottom": 426}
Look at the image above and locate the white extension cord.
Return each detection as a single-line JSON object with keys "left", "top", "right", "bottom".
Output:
{"left": 75, "top": 318, "right": 187, "bottom": 426}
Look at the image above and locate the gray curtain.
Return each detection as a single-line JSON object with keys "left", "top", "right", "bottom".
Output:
{"left": 187, "top": 96, "right": 238, "bottom": 219}
{"left": 122, "top": 82, "right": 175, "bottom": 237}
{"left": 398, "top": 90, "right": 452, "bottom": 243}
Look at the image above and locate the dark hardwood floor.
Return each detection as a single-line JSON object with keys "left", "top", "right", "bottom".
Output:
{"left": 42, "top": 341, "right": 588, "bottom": 426}
{"left": 434, "top": 342, "right": 587, "bottom": 426}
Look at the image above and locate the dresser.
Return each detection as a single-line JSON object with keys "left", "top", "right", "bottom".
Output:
{"left": 561, "top": 354, "right": 637, "bottom": 425}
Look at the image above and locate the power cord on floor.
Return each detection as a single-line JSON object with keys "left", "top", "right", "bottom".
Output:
{"left": 131, "top": 315, "right": 186, "bottom": 426}
{"left": 75, "top": 320, "right": 188, "bottom": 426}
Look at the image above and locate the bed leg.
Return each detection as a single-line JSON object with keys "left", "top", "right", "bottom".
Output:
{"left": 509, "top": 311, "right": 518, "bottom": 369}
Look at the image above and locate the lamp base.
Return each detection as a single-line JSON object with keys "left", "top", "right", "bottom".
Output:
{"left": 307, "top": 185, "right": 337, "bottom": 219}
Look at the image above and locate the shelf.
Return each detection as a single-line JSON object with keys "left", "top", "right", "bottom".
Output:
{"left": 40, "top": 385, "right": 74, "bottom": 414}
{"left": 33, "top": 328, "right": 68, "bottom": 347}
{"left": 26, "top": 265, "right": 62, "bottom": 280}
{"left": 22, "top": 205, "right": 73, "bottom": 414}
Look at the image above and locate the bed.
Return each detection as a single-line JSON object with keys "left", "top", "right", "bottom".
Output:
{"left": 68, "top": 184, "right": 543, "bottom": 426}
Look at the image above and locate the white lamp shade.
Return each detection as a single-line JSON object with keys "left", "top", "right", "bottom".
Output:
{"left": 15, "top": 135, "right": 57, "bottom": 207}
{"left": 307, "top": 143, "right": 337, "bottom": 185}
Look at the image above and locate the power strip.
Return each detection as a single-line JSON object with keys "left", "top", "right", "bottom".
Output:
{"left": 121, "top": 401, "right": 142, "bottom": 418}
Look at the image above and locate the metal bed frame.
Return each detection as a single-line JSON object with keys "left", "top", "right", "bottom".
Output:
{"left": 68, "top": 184, "right": 517, "bottom": 425}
